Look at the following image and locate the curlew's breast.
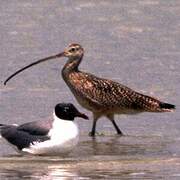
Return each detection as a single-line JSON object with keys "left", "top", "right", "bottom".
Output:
{"left": 65, "top": 72, "right": 104, "bottom": 111}
{"left": 64, "top": 71, "right": 164, "bottom": 114}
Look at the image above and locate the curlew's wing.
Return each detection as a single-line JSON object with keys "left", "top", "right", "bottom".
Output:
{"left": 69, "top": 72, "right": 169, "bottom": 112}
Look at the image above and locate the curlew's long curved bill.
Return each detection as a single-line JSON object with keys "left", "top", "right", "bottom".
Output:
{"left": 4, "top": 52, "right": 64, "bottom": 85}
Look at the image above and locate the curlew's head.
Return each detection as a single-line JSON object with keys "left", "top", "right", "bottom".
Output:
{"left": 64, "top": 44, "right": 84, "bottom": 59}
{"left": 4, "top": 43, "right": 84, "bottom": 85}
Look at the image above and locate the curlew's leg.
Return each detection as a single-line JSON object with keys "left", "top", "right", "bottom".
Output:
{"left": 111, "top": 119, "right": 123, "bottom": 135}
{"left": 89, "top": 119, "right": 97, "bottom": 137}
{"left": 107, "top": 114, "right": 123, "bottom": 135}
{"left": 89, "top": 113, "right": 100, "bottom": 137}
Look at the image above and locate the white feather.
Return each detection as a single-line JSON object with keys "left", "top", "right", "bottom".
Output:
{"left": 23, "top": 112, "right": 79, "bottom": 155}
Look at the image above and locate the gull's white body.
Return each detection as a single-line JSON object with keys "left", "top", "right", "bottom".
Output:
{"left": 1, "top": 113, "right": 79, "bottom": 156}
{"left": 23, "top": 113, "right": 79, "bottom": 155}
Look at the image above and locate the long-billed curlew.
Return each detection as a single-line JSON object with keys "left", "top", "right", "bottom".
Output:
{"left": 4, "top": 43, "right": 175, "bottom": 136}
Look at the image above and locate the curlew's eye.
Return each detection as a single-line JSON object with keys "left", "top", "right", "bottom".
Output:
{"left": 70, "top": 47, "right": 76, "bottom": 52}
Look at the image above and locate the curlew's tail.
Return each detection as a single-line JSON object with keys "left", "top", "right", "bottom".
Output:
{"left": 0, "top": 124, "right": 6, "bottom": 128}
{"left": 0, "top": 124, "right": 4, "bottom": 138}
{"left": 159, "top": 102, "right": 176, "bottom": 112}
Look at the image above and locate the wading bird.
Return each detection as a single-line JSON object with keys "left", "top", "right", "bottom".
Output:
{"left": 4, "top": 44, "right": 175, "bottom": 136}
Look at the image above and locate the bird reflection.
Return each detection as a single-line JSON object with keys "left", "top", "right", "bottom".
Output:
{"left": 0, "top": 164, "right": 79, "bottom": 180}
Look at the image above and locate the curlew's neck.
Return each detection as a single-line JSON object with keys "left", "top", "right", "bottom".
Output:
{"left": 62, "top": 55, "right": 83, "bottom": 80}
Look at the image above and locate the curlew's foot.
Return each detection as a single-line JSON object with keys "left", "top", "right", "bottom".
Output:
{"left": 116, "top": 132, "right": 124, "bottom": 136}
{"left": 116, "top": 129, "right": 124, "bottom": 136}
{"left": 88, "top": 131, "right": 106, "bottom": 137}
{"left": 88, "top": 131, "right": 95, "bottom": 137}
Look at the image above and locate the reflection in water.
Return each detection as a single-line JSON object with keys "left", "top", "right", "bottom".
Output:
{"left": 72, "top": 135, "right": 171, "bottom": 158}
{"left": 41, "top": 167, "right": 79, "bottom": 180}
{"left": 0, "top": 161, "right": 150, "bottom": 179}
{"left": 0, "top": 163, "right": 79, "bottom": 180}
{"left": 1, "top": 156, "right": 180, "bottom": 179}
{"left": 0, "top": 135, "right": 179, "bottom": 179}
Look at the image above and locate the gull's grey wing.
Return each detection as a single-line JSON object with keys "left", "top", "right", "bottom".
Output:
{"left": 17, "top": 119, "right": 53, "bottom": 136}
{"left": 0, "top": 125, "right": 50, "bottom": 150}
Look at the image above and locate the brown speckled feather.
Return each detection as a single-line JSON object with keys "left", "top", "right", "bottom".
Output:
{"left": 68, "top": 71, "right": 163, "bottom": 113}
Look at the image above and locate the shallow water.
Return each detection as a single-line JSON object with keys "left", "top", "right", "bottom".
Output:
{"left": 0, "top": 0, "right": 180, "bottom": 179}
{"left": 1, "top": 135, "right": 180, "bottom": 179}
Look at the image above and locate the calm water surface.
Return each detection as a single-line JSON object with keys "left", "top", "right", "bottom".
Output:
{"left": 0, "top": 0, "right": 180, "bottom": 179}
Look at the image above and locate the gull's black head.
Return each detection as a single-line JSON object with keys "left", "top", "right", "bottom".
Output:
{"left": 54, "top": 103, "right": 88, "bottom": 121}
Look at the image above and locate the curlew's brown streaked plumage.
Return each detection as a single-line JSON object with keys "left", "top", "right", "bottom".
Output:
{"left": 4, "top": 43, "right": 175, "bottom": 136}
